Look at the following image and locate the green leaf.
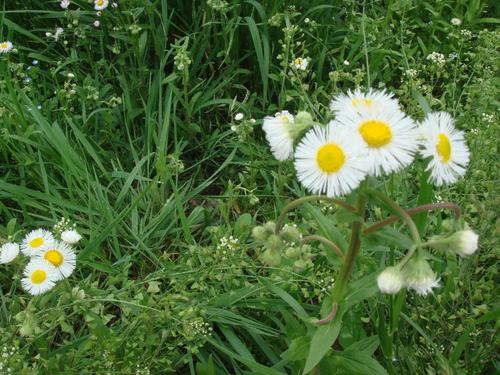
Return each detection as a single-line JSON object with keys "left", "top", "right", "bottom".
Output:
{"left": 330, "top": 351, "right": 389, "bottom": 375}
{"left": 343, "top": 273, "right": 379, "bottom": 308}
{"left": 303, "top": 301, "right": 346, "bottom": 373}
{"left": 305, "top": 204, "right": 349, "bottom": 253}
{"left": 281, "top": 336, "right": 310, "bottom": 361}
{"left": 234, "top": 213, "right": 252, "bottom": 238}
{"left": 362, "top": 226, "right": 414, "bottom": 250}
{"left": 258, "top": 277, "right": 310, "bottom": 321}
{"left": 411, "top": 88, "right": 432, "bottom": 115}
{"left": 195, "top": 355, "right": 215, "bottom": 375}
{"left": 345, "top": 335, "right": 380, "bottom": 357}
{"left": 208, "top": 339, "right": 285, "bottom": 375}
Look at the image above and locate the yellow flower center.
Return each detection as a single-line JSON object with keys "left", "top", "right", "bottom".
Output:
{"left": 295, "top": 59, "right": 303, "bottom": 65}
{"left": 316, "top": 143, "right": 345, "bottom": 173}
{"left": 359, "top": 119, "right": 392, "bottom": 147}
{"left": 45, "top": 250, "right": 64, "bottom": 267}
{"left": 97, "top": 0, "right": 104, "bottom": 5}
{"left": 29, "top": 237, "right": 44, "bottom": 248}
{"left": 282, "top": 116, "right": 289, "bottom": 121}
{"left": 0, "top": 43, "right": 8, "bottom": 48}
{"left": 31, "top": 270, "right": 47, "bottom": 284}
{"left": 436, "top": 133, "right": 451, "bottom": 163}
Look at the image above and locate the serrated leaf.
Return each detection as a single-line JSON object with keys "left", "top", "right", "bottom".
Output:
{"left": 281, "top": 336, "right": 310, "bottom": 360}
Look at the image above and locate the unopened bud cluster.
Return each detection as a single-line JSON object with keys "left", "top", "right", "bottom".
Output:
{"left": 253, "top": 222, "right": 311, "bottom": 269}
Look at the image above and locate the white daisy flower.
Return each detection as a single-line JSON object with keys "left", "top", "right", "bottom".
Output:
{"left": 0, "top": 41, "right": 14, "bottom": 53}
{"left": 21, "top": 259, "right": 58, "bottom": 295}
{"left": 330, "top": 88, "right": 401, "bottom": 117}
{"left": 262, "top": 111, "right": 296, "bottom": 161}
{"left": 20, "top": 229, "right": 55, "bottom": 256}
{"left": 451, "top": 18, "right": 461, "bottom": 25}
{"left": 0, "top": 242, "right": 20, "bottom": 264}
{"left": 377, "top": 266, "right": 403, "bottom": 294}
{"left": 402, "top": 255, "right": 440, "bottom": 296}
{"left": 61, "top": 229, "right": 82, "bottom": 245}
{"left": 337, "top": 106, "right": 419, "bottom": 176}
{"left": 291, "top": 57, "right": 308, "bottom": 70}
{"left": 94, "top": 0, "right": 109, "bottom": 10}
{"left": 234, "top": 112, "right": 244, "bottom": 121}
{"left": 294, "top": 121, "right": 368, "bottom": 198}
{"left": 34, "top": 241, "right": 76, "bottom": 281}
{"left": 60, "top": 0, "right": 70, "bottom": 8}
{"left": 419, "top": 112, "right": 470, "bottom": 186}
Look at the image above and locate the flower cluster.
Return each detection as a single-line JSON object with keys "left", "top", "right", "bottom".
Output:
{"left": 262, "top": 88, "right": 470, "bottom": 197}
{"left": 231, "top": 113, "right": 255, "bottom": 142}
{"left": 260, "top": 87, "right": 477, "bottom": 294}
{"left": 377, "top": 224, "right": 479, "bottom": 296}
{"left": 0, "top": 222, "right": 81, "bottom": 295}
{"left": 252, "top": 221, "right": 308, "bottom": 268}
{"left": 426, "top": 52, "right": 446, "bottom": 67}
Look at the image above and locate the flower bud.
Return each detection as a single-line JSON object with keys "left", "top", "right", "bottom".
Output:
{"left": 252, "top": 226, "right": 270, "bottom": 242}
{"left": 402, "top": 255, "right": 440, "bottom": 296}
{"left": 261, "top": 249, "right": 281, "bottom": 266}
{"left": 448, "top": 229, "right": 479, "bottom": 257}
{"left": 293, "top": 258, "right": 307, "bottom": 270}
{"left": 281, "top": 225, "right": 301, "bottom": 244}
{"left": 284, "top": 246, "right": 301, "bottom": 259}
{"left": 377, "top": 267, "right": 403, "bottom": 294}
{"left": 0, "top": 242, "right": 20, "bottom": 264}
{"left": 61, "top": 230, "right": 82, "bottom": 245}
{"left": 264, "top": 234, "right": 284, "bottom": 252}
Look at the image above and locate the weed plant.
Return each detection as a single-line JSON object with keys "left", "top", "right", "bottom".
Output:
{"left": 0, "top": 0, "right": 499, "bottom": 374}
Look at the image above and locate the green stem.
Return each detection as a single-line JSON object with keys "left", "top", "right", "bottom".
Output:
{"left": 246, "top": 134, "right": 256, "bottom": 184}
{"left": 300, "top": 235, "right": 345, "bottom": 261}
{"left": 277, "top": 162, "right": 284, "bottom": 198}
{"left": 363, "top": 202, "right": 462, "bottom": 235}
{"left": 275, "top": 196, "right": 357, "bottom": 235}
{"left": 364, "top": 188, "right": 421, "bottom": 246}
{"left": 362, "top": 10, "right": 371, "bottom": 88}
{"left": 329, "top": 193, "right": 367, "bottom": 303}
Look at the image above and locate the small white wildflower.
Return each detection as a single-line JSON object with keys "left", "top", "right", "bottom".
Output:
{"left": 54, "top": 27, "right": 64, "bottom": 42}
{"left": 94, "top": 0, "right": 109, "bottom": 10}
{"left": 0, "top": 243, "right": 20, "bottom": 264}
{"left": 451, "top": 18, "right": 461, "bottom": 26}
{"left": 0, "top": 41, "right": 14, "bottom": 53}
{"left": 61, "top": 230, "right": 82, "bottom": 245}
{"left": 292, "top": 57, "right": 308, "bottom": 70}
{"left": 234, "top": 113, "right": 244, "bottom": 121}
